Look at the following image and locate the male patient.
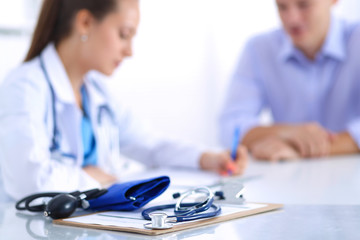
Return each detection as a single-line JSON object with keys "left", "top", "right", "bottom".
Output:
{"left": 219, "top": 0, "right": 360, "bottom": 161}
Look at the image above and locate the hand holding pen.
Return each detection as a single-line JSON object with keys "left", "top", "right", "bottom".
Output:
{"left": 199, "top": 127, "right": 248, "bottom": 176}
{"left": 224, "top": 127, "right": 248, "bottom": 176}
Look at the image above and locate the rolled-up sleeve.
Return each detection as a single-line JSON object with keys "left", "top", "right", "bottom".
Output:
{"left": 347, "top": 119, "right": 360, "bottom": 148}
{"left": 115, "top": 106, "right": 206, "bottom": 170}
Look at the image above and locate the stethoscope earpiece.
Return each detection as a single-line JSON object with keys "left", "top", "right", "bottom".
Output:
{"left": 44, "top": 194, "right": 78, "bottom": 219}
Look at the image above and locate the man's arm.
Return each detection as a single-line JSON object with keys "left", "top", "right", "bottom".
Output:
{"left": 243, "top": 123, "right": 332, "bottom": 158}
{"left": 330, "top": 132, "right": 360, "bottom": 155}
{"left": 244, "top": 124, "right": 360, "bottom": 160}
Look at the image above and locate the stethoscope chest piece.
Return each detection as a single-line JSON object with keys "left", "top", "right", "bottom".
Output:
{"left": 144, "top": 213, "right": 173, "bottom": 230}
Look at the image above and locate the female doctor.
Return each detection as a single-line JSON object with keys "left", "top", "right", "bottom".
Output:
{"left": 0, "top": 0, "right": 247, "bottom": 200}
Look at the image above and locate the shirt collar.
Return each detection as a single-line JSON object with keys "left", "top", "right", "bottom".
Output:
{"left": 279, "top": 31, "right": 296, "bottom": 62}
{"left": 279, "top": 17, "right": 346, "bottom": 62}
{"left": 84, "top": 71, "right": 109, "bottom": 109}
{"left": 85, "top": 73, "right": 118, "bottom": 124}
{"left": 321, "top": 17, "right": 346, "bottom": 61}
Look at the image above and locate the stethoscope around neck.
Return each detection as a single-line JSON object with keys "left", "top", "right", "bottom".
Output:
{"left": 39, "top": 54, "right": 114, "bottom": 161}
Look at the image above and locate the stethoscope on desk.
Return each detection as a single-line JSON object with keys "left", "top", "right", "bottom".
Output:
{"left": 39, "top": 54, "right": 118, "bottom": 162}
{"left": 142, "top": 187, "right": 222, "bottom": 230}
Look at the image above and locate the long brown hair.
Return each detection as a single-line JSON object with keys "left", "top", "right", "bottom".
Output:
{"left": 24, "top": 0, "right": 118, "bottom": 62}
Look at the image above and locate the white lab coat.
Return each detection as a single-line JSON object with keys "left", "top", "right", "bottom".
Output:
{"left": 0, "top": 44, "right": 204, "bottom": 200}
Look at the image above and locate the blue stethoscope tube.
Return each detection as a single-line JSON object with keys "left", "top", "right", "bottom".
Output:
{"left": 40, "top": 55, "right": 78, "bottom": 159}
{"left": 39, "top": 55, "right": 113, "bottom": 161}
{"left": 142, "top": 203, "right": 221, "bottom": 222}
{"left": 142, "top": 187, "right": 222, "bottom": 222}
{"left": 39, "top": 55, "right": 71, "bottom": 157}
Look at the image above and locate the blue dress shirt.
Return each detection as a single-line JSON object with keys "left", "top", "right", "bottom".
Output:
{"left": 219, "top": 17, "right": 360, "bottom": 148}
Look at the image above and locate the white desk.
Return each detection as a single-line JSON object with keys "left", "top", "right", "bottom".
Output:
{"left": 1, "top": 155, "right": 359, "bottom": 239}
{"left": 243, "top": 154, "right": 360, "bottom": 205}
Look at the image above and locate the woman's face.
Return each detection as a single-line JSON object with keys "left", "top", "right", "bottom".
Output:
{"left": 82, "top": 0, "right": 140, "bottom": 76}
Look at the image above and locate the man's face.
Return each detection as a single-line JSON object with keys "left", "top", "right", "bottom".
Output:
{"left": 276, "top": 0, "right": 336, "bottom": 54}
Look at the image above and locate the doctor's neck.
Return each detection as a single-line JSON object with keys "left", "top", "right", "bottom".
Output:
{"left": 56, "top": 39, "right": 88, "bottom": 107}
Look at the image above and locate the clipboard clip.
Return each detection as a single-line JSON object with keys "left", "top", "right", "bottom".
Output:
{"left": 216, "top": 180, "right": 246, "bottom": 205}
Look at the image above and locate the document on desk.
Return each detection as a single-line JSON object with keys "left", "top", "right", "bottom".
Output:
{"left": 55, "top": 202, "right": 283, "bottom": 236}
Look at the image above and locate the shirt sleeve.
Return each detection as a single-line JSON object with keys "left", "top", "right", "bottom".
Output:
{"left": 0, "top": 73, "right": 100, "bottom": 200}
{"left": 218, "top": 39, "right": 267, "bottom": 148}
{"left": 346, "top": 118, "right": 360, "bottom": 149}
{"left": 345, "top": 64, "right": 360, "bottom": 149}
{"left": 113, "top": 105, "right": 207, "bottom": 170}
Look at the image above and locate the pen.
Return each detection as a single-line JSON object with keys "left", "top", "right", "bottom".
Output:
{"left": 228, "top": 127, "right": 241, "bottom": 175}
{"left": 231, "top": 127, "right": 241, "bottom": 160}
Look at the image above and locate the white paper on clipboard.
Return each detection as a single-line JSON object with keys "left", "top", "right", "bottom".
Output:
{"left": 62, "top": 203, "right": 268, "bottom": 229}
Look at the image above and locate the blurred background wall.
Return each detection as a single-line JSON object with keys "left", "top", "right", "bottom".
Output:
{"left": 0, "top": 0, "right": 359, "bottom": 148}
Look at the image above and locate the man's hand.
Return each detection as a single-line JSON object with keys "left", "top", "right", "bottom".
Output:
{"left": 199, "top": 146, "right": 248, "bottom": 176}
{"left": 277, "top": 123, "right": 333, "bottom": 158}
{"left": 244, "top": 123, "right": 359, "bottom": 160}
{"left": 251, "top": 136, "right": 299, "bottom": 161}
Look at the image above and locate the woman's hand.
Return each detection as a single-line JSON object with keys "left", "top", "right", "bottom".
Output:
{"left": 199, "top": 146, "right": 248, "bottom": 176}
{"left": 83, "top": 166, "right": 118, "bottom": 187}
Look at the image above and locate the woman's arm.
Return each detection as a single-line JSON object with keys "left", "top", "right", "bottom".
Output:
{"left": 0, "top": 71, "right": 100, "bottom": 200}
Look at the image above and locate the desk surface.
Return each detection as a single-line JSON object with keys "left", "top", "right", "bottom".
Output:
{"left": 244, "top": 154, "right": 360, "bottom": 205}
{"left": 1, "top": 155, "right": 359, "bottom": 239}
{"left": 1, "top": 204, "right": 359, "bottom": 240}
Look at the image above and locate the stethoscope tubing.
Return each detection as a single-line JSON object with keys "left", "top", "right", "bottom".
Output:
{"left": 15, "top": 189, "right": 107, "bottom": 213}
{"left": 142, "top": 203, "right": 221, "bottom": 222}
{"left": 16, "top": 192, "right": 66, "bottom": 212}
{"left": 39, "top": 54, "right": 115, "bottom": 161}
